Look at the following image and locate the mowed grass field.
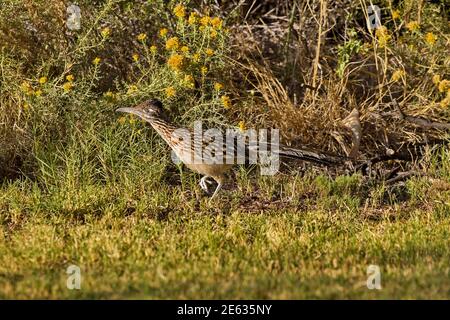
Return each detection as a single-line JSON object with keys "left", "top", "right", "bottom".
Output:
{"left": 1, "top": 0, "right": 450, "bottom": 299}
{"left": 1, "top": 154, "right": 450, "bottom": 299}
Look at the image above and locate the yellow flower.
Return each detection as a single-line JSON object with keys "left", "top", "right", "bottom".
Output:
{"left": 392, "top": 10, "right": 400, "bottom": 20}
{"left": 221, "top": 95, "right": 231, "bottom": 109}
{"left": 23, "top": 103, "right": 30, "bottom": 111}
{"left": 439, "top": 89, "right": 450, "bottom": 108}
{"left": 375, "top": 26, "right": 391, "bottom": 47}
{"left": 21, "top": 81, "right": 33, "bottom": 95}
{"left": 391, "top": 69, "right": 405, "bottom": 82}
{"left": 165, "top": 86, "right": 176, "bottom": 97}
{"left": 214, "top": 82, "right": 223, "bottom": 91}
{"left": 39, "top": 76, "right": 47, "bottom": 84}
{"left": 181, "top": 46, "right": 189, "bottom": 53}
{"left": 432, "top": 74, "right": 441, "bottom": 85}
{"left": 167, "top": 54, "right": 184, "bottom": 70}
{"left": 193, "top": 53, "right": 201, "bottom": 62}
{"left": 159, "top": 28, "right": 168, "bottom": 37}
{"left": 150, "top": 45, "right": 157, "bottom": 54}
{"left": 34, "top": 89, "right": 43, "bottom": 97}
{"left": 165, "top": 37, "right": 179, "bottom": 50}
{"left": 406, "top": 21, "right": 419, "bottom": 32}
{"left": 127, "top": 85, "right": 138, "bottom": 94}
{"left": 92, "top": 57, "right": 101, "bottom": 65}
{"left": 132, "top": 53, "right": 139, "bottom": 62}
{"left": 210, "top": 29, "right": 218, "bottom": 38}
{"left": 173, "top": 4, "right": 185, "bottom": 18}
{"left": 188, "top": 12, "right": 197, "bottom": 25}
{"left": 200, "top": 16, "right": 210, "bottom": 26}
{"left": 238, "top": 120, "right": 246, "bottom": 132}
{"left": 66, "top": 74, "right": 74, "bottom": 82}
{"left": 137, "top": 33, "right": 147, "bottom": 41}
{"left": 63, "top": 82, "right": 73, "bottom": 92}
{"left": 101, "top": 27, "right": 111, "bottom": 38}
{"left": 184, "top": 74, "right": 195, "bottom": 88}
{"left": 210, "top": 17, "right": 222, "bottom": 29}
{"left": 118, "top": 116, "right": 127, "bottom": 124}
{"left": 205, "top": 48, "right": 214, "bottom": 56}
{"left": 104, "top": 91, "right": 116, "bottom": 100}
{"left": 425, "top": 32, "right": 437, "bottom": 46}
{"left": 200, "top": 66, "right": 208, "bottom": 75}
{"left": 438, "top": 80, "right": 450, "bottom": 93}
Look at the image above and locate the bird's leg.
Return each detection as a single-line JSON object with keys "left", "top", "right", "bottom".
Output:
{"left": 210, "top": 181, "right": 223, "bottom": 199}
{"left": 209, "top": 176, "right": 224, "bottom": 199}
{"left": 199, "top": 176, "right": 210, "bottom": 192}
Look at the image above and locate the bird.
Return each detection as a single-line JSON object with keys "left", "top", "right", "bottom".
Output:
{"left": 116, "top": 98, "right": 343, "bottom": 198}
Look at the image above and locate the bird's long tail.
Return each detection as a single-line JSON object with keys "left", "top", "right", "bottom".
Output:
{"left": 275, "top": 146, "right": 344, "bottom": 166}
{"left": 248, "top": 142, "right": 345, "bottom": 166}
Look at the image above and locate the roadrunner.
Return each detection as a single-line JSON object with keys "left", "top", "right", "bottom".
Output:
{"left": 117, "top": 99, "right": 342, "bottom": 198}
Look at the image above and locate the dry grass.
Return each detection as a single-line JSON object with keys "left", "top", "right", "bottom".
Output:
{"left": 0, "top": 0, "right": 449, "bottom": 299}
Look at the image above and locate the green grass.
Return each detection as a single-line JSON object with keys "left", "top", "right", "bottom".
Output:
{"left": 1, "top": 164, "right": 449, "bottom": 299}
{"left": 1, "top": 0, "right": 449, "bottom": 299}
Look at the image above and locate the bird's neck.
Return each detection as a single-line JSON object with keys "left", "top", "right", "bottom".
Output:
{"left": 148, "top": 117, "right": 179, "bottom": 146}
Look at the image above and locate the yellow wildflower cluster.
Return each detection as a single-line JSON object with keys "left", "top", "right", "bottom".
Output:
{"left": 375, "top": 26, "right": 391, "bottom": 47}
{"left": 178, "top": 6, "right": 223, "bottom": 31}
{"left": 63, "top": 74, "right": 75, "bottom": 92}
{"left": 101, "top": 27, "right": 111, "bottom": 38}
{"left": 21, "top": 81, "right": 33, "bottom": 95}
{"left": 173, "top": 4, "right": 185, "bottom": 18}
{"left": 188, "top": 12, "right": 197, "bottom": 25}
{"left": 200, "top": 16, "right": 210, "bottom": 26}
{"left": 424, "top": 32, "right": 437, "bottom": 46}
{"left": 406, "top": 21, "right": 420, "bottom": 32}
{"left": 432, "top": 74, "right": 441, "bottom": 85}
{"left": 391, "top": 69, "right": 405, "bottom": 82}
{"left": 438, "top": 79, "right": 450, "bottom": 93}
{"left": 221, "top": 95, "right": 231, "bottom": 109}
{"left": 92, "top": 57, "right": 101, "bottom": 65}
{"left": 159, "top": 28, "right": 168, "bottom": 37}
{"left": 167, "top": 54, "right": 184, "bottom": 71}
{"left": 63, "top": 82, "right": 73, "bottom": 92}
{"left": 127, "top": 85, "right": 138, "bottom": 95}
{"left": 165, "top": 37, "right": 179, "bottom": 50}
{"left": 118, "top": 116, "right": 127, "bottom": 125}
{"left": 392, "top": 10, "right": 400, "bottom": 20}
{"left": 193, "top": 53, "right": 201, "bottom": 62}
{"left": 39, "top": 76, "right": 47, "bottom": 84}
{"left": 131, "top": 6, "right": 226, "bottom": 105}
{"left": 104, "top": 91, "right": 117, "bottom": 101}
{"left": 238, "top": 121, "right": 246, "bottom": 132}
{"left": 440, "top": 89, "right": 450, "bottom": 108}
{"left": 165, "top": 86, "right": 176, "bottom": 97}
{"left": 210, "top": 17, "right": 222, "bottom": 29}
{"left": 137, "top": 33, "right": 147, "bottom": 41}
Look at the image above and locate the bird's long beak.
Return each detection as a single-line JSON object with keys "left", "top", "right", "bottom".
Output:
{"left": 116, "top": 107, "right": 144, "bottom": 118}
